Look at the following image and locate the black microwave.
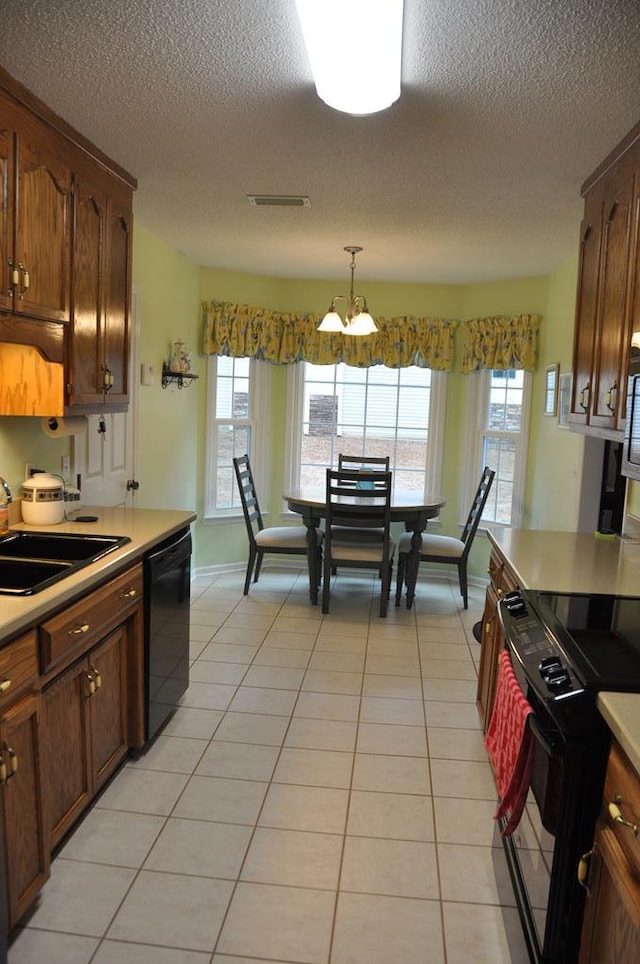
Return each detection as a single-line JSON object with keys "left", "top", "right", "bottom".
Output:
{"left": 622, "top": 371, "right": 640, "bottom": 481}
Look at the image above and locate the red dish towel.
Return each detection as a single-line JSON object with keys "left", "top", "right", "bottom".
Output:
{"left": 484, "top": 649, "right": 534, "bottom": 836}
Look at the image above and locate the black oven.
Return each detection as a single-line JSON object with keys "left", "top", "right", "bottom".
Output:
{"left": 497, "top": 590, "right": 640, "bottom": 964}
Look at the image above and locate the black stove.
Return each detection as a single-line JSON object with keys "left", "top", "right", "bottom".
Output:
{"left": 496, "top": 587, "right": 640, "bottom": 963}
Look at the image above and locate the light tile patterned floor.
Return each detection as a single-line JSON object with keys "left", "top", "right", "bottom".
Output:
{"left": 8, "top": 567, "right": 532, "bottom": 964}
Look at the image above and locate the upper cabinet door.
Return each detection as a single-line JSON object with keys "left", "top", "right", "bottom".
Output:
{"left": 66, "top": 169, "right": 132, "bottom": 412}
{"left": 590, "top": 151, "right": 637, "bottom": 432}
{"left": 103, "top": 189, "right": 132, "bottom": 407}
{"left": 570, "top": 184, "right": 603, "bottom": 426}
{"left": 0, "top": 124, "right": 13, "bottom": 316}
{"left": 14, "top": 122, "right": 73, "bottom": 323}
{"left": 68, "top": 170, "right": 107, "bottom": 407}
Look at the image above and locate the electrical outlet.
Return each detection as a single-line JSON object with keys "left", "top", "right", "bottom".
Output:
{"left": 61, "top": 455, "right": 71, "bottom": 479}
{"left": 25, "top": 462, "right": 33, "bottom": 480}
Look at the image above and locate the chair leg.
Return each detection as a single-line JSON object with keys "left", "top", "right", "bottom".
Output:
{"left": 254, "top": 549, "right": 264, "bottom": 583}
{"left": 459, "top": 560, "right": 468, "bottom": 609}
{"left": 321, "top": 558, "right": 331, "bottom": 613}
{"left": 380, "top": 566, "right": 389, "bottom": 617}
{"left": 244, "top": 545, "right": 257, "bottom": 595}
{"left": 322, "top": 546, "right": 333, "bottom": 613}
{"left": 316, "top": 547, "right": 323, "bottom": 586}
{"left": 395, "top": 553, "right": 406, "bottom": 606}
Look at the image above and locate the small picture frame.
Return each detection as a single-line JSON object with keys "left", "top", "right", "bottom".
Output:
{"left": 545, "top": 363, "right": 559, "bottom": 416}
{"left": 558, "top": 372, "right": 571, "bottom": 428}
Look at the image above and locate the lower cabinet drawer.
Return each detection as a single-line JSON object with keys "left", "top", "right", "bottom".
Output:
{"left": 39, "top": 564, "right": 143, "bottom": 676}
{"left": 604, "top": 740, "right": 640, "bottom": 882}
{"left": 0, "top": 630, "right": 39, "bottom": 709}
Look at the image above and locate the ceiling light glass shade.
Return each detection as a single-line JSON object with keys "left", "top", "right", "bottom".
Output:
{"left": 294, "top": 0, "right": 404, "bottom": 115}
{"left": 317, "top": 246, "right": 378, "bottom": 337}
{"left": 317, "top": 310, "right": 346, "bottom": 332}
{"left": 345, "top": 311, "right": 378, "bottom": 336}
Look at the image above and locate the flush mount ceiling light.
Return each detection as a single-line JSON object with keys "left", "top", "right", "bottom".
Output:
{"left": 317, "top": 246, "right": 378, "bottom": 337}
{"left": 294, "top": 0, "right": 404, "bottom": 116}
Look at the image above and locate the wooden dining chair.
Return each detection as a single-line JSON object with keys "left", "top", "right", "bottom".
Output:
{"left": 337, "top": 453, "right": 390, "bottom": 480}
{"left": 233, "top": 455, "right": 322, "bottom": 594}
{"left": 323, "top": 468, "right": 395, "bottom": 617}
{"left": 333, "top": 453, "right": 391, "bottom": 546}
{"left": 395, "top": 466, "right": 495, "bottom": 609}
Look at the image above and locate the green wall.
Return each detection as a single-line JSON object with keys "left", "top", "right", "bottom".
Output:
{"left": 133, "top": 227, "right": 201, "bottom": 513}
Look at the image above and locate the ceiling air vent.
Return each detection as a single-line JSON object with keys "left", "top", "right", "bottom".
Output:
{"left": 247, "top": 195, "right": 310, "bottom": 207}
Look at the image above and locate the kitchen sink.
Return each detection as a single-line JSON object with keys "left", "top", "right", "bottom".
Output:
{"left": 0, "top": 532, "right": 130, "bottom": 595}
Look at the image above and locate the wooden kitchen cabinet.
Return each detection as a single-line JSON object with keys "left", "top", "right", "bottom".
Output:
{"left": 0, "top": 65, "right": 136, "bottom": 413}
{"left": 65, "top": 167, "right": 132, "bottom": 412}
{"left": 569, "top": 125, "right": 640, "bottom": 437}
{"left": 0, "top": 89, "right": 73, "bottom": 328}
{"left": 0, "top": 631, "right": 49, "bottom": 930}
{"left": 477, "top": 545, "right": 518, "bottom": 732}
{"left": 579, "top": 738, "right": 640, "bottom": 963}
{"left": 39, "top": 562, "right": 144, "bottom": 848}
{"left": 41, "top": 625, "right": 131, "bottom": 848}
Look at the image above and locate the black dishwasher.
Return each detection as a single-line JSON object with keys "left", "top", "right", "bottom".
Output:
{"left": 144, "top": 527, "right": 191, "bottom": 741}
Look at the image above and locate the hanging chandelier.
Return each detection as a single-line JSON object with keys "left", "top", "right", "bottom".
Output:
{"left": 317, "top": 246, "right": 378, "bottom": 336}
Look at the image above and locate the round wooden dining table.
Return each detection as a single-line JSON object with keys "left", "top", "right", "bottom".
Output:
{"left": 283, "top": 486, "right": 446, "bottom": 608}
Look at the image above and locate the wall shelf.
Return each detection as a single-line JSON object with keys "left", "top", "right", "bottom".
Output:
{"left": 161, "top": 363, "right": 198, "bottom": 389}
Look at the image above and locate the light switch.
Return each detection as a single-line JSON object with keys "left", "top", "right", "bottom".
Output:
{"left": 141, "top": 362, "right": 155, "bottom": 386}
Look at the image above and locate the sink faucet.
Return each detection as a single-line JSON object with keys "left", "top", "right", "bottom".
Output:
{"left": 0, "top": 477, "right": 11, "bottom": 503}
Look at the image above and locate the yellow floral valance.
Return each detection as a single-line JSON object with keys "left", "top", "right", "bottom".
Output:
{"left": 461, "top": 314, "right": 540, "bottom": 372}
{"left": 202, "top": 300, "right": 457, "bottom": 370}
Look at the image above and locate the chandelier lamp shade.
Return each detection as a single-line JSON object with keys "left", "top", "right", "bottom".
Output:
{"left": 317, "top": 246, "right": 378, "bottom": 337}
{"left": 294, "top": 0, "right": 404, "bottom": 116}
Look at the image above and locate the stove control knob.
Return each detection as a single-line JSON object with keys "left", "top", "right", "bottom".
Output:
{"left": 539, "top": 656, "right": 562, "bottom": 672}
{"left": 545, "top": 668, "right": 570, "bottom": 690}
{"left": 505, "top": 595, "right": 527, "bottom": 617}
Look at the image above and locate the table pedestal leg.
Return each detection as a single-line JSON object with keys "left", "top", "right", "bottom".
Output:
{"left": 302, "top": 513, "right": 321, "bottom": 605}
{"left": 404, "top": 528, "right": 422, "bottom": 610}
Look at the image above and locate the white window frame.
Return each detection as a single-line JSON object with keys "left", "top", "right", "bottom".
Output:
{"left": 204, "top": 355, "right": 270, "bottom": 520}
{"left": 283, "top": 361, "right": 447, "bottom": 499}
{"left": 463, "top": 369, "right": 532, "bottom": 529}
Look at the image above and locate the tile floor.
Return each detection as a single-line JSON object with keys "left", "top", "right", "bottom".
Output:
{"left": 8, "top": 566, "right": 532, "bottom": 964}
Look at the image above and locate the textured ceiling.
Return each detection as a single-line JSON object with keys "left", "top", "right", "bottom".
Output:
{"left": 1, "top": 0, "right": 639, "bottom": 283}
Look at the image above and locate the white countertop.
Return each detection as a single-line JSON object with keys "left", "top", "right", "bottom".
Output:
{"left": 0, "top": 506, "right": 196, "bottom": 641}
{"left": 488, "top": 528, "right": 640, "bottom": 596}
{"left": 597, "top": 692, "right": 640, "bottom": 775}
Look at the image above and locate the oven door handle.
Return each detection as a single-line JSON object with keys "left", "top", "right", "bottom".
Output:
{"left": 528, "top": 714, "right": 561, "bottom": 757}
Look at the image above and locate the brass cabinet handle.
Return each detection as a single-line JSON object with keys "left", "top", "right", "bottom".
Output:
{"left": 609, "top": 800, "right": 640, "bottom": 835}
{"left": 577, "top": 847, "right": 594, "bottom": 893}
{"left": 6, "top": 744, "right": 17, "bottom": 779}
{"left": 103, "top": 365, "right": 114, "bottom": 392}
{"left": 579, "top": 384, "right": 590, "bottom": 410}
{"left": 605, "top": 381, "right": 618, "bottom": 412}
{"left": 18, "top": 261, "right": 30, "bottom": 295}
{"left": 68, "top": 623, "right": 90, "bottom": 636}
{"left": 86, "top": 671, "right": 96, "bottom": 696}
{"left": 0, "top": 742, "right": 17, "bottom": 785}
{"left": 90, "top": 665, "right": 102, "bottom": 690}
{"left": 8, "top": 257, "right": 18, "bottom": 294}
{"left": 0, "top": 679, "right": 11, "bottom": 694}
{"left": 119, "top": 588, "right": 137, "bottom": 599}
